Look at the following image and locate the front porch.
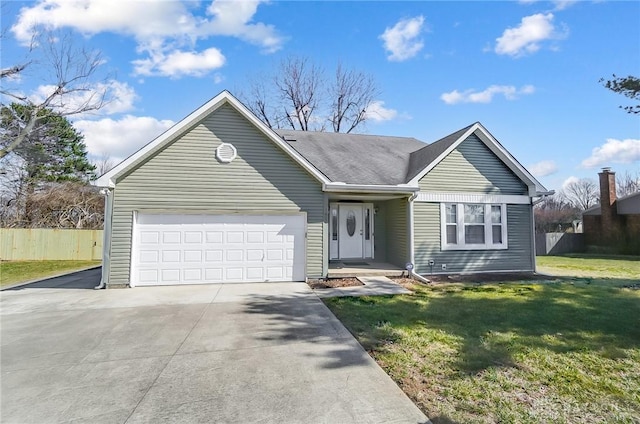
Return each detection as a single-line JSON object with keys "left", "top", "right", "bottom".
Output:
{"left": 328, "top": 260, "right": 406, "bottom": 278}
{"left": 327, "top": 196, "right": 410, "bottom": 278}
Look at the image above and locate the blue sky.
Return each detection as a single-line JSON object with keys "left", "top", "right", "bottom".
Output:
{"left": 2, "top": 0, "right": 639, "bottom": 192}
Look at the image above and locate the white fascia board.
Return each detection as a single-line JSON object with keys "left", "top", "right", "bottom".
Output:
{"left": 94, "top": 92, "right": 230, "bottom": 187}
{"left": 94, "top": 91, "right": 331, "bottom": 188}
{"left": 323, "top": 182, "right": 419, "bottom": 194}
{"left": 471, "top": 123, "right": 549, "bottom": 195}
{"left": 416, "top": 192, "right": 531, "bottom": 204}
{"left": 406, "top": 122, "right": 549, "bottom": 196}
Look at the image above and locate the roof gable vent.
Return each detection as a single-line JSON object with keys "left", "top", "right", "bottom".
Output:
{"left": 216, "top": 143, "right": 237, "bottom": 163}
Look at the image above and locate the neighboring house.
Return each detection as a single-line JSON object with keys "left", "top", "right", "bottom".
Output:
{"left": 95, "top": 91, "right": 550, "bottom": 288}
{"left": 583, "top": 168, "right": 640, "bottom": 252}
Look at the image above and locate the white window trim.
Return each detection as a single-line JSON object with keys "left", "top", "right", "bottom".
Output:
{"left": 440, "top": 203, "right": 508, "bottom": 250}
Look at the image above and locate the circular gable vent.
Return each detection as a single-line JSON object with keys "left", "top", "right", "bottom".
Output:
{"left": 216, "top": 143, "right": 237, "bottom": 163}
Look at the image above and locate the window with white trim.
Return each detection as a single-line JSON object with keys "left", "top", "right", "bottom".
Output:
{"left": 441, "top": 203, "right": 507, "bottom": 250}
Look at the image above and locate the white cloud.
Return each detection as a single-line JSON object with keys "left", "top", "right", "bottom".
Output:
{"left": 11, "top": 0, "right": 283, "bottom": 77}
{"left": 495, "top": 13, "right": 566, "bottom": 57}
{"left": 553, "top": 1, "right": 578, "bottom": 11}
{"left": 29, "top": 80, "right": 138, "bottom": 116}
{"left": 562, "top": 175, "right": 580, "bottom": 190}
{"left": 440, "top": 84, "right": 535, "bottom": 104}
{"left": 529, "top": 160, "right": 558, "bottom": 177}
{"left": 364, "top": 101, "right": 398, "bottom": 122}
{"left": 132, "top": 48, "right": 225, "bottom": 78}
{"left": 75, "top": 115, "right": 174, "bottom": 161}
{"left": 380, "top": 16, "right": 425, "bottom": 61}
{"left": 581, "top": 138, "right": 640, "bottom": 168}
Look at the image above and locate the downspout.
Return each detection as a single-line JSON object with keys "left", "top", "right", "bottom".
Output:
{"left": 406, "top": 193, "right": 431, "bottom": 283}
{"left": 95, "top": 188, "right": 113, "bottom": 289}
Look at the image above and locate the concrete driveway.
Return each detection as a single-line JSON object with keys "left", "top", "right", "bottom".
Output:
{"left": 1, "top": 269, "right": 428, "bottom": 424}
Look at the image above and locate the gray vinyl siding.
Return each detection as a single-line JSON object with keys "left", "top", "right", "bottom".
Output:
{"left": 109, "top": 104, "right": 324, "bottom": 286}
{"left": 413, "top": 203, "right": 533, "bottom": 274}
{"left": 385, "top": 198, "right": 409, "bottom": 267}
{"left": 373, "top": 201, "right": 387, "bottom": 261}
{"left": 419, "top": 135, "right": 527, "bottom": 195}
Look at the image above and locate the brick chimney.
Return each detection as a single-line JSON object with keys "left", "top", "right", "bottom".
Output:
{"left": 598, "top": 167, "right": 617, "bottom": 236}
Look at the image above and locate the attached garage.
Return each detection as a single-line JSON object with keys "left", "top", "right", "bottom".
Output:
{"left": 131, "top": 213, "right": 306, "bottom": 286}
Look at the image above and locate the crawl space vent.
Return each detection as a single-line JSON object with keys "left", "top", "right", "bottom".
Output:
{"left": 216, "top": 143, "right": 237, "bottom": 163}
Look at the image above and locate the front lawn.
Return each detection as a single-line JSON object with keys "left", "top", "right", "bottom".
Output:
{"left": 324, "top": 257, "right": 640, "bottom": 423}
{"left": 537, "top": 253, "right": 640, "bottom": 279}
{"left": 0, "top": 260, "right": 101, "bottom": 288}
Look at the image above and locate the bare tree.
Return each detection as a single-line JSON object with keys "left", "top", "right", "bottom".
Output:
{"left": 244, "top": 56, "right": 379, "bottom": 133}
{"left": 275, "top": 56, "right": 323, "bottom": 131}
{"left": 0, "top": 181, "right": 103, "bottom": 229}
{"left": 93, "top": 154, "right": 116, "bottom": 177}
{"left": 330, "top": 64, "right": 378, "bottom": 133}
{"left": 561, "top": 178, "right": 599, "bottom": 210}
{"left": 1, "top": 30, "right": 110, "bottom": 158}
{"left": 534, "top": 194, "right": 580, "bottom": 233}
{"left": 617, "top": 170, "right": 640, "bottom": 197}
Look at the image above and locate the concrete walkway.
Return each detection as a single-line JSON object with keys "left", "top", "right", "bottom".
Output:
{"left": 1, "top": 269, "right": 428, "bottom": 424}
{"left": 314, "top": 276, "right": 412, "bottom": 298}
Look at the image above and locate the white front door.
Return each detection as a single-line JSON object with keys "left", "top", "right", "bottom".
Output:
{"left": 339, "top": 204, "right": 364, "bottom": 259}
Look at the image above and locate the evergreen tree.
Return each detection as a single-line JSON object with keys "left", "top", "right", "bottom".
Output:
{"left": 600, "top": 74, "right": 640, "bottom": 114}
{"left": 1, "top": 103, "right": 96, "bottom": 184}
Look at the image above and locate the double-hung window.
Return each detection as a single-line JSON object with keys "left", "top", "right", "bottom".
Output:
{"left": 441, "top": 203, "right": 507, "bottom": 250}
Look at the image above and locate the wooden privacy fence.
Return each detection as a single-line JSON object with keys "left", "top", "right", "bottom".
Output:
{"left": 535, "top": 232, "right": 584, "bottom": 256}
{"left": 0, "top": 228, "right": 103, "bottom": 261}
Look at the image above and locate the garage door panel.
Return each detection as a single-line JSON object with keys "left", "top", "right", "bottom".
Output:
{"left": 227, "top": 231, "right": 243, "bottom": 243}
{"left": 163, "top": 232, "right": 181, "bottom": 243}
{"left": 183, "top": 269, "right": 202, "bottom": 281}
{"left": 184, "top": 250, "right": 202, "bottom": 262}
{"left": 139, "top": 251, "right": 159, "bottom": 263}
{"left": 205, "top": 268, "right": 223, "bottom": 280}
{"left": 161, "top": 269, "right": 180, "bottom": 282}
{"left": 139, "top": 269, "right": 158, "bottom": 283}
{"left": 246, "top": 249, "right": 263, "bottom": 261}
{"left": 133, "top": 214, "right": 305, "bottom": 286}
{"left": 140, "top": 232, "right": 160, "bottom": 244}
{"left": 163, "top": 251, "right": 180, "bottom": 262}
{"left": 246, "top": 267, "right": 264, "bottom": 280}
{"left": 206, "top": 232, "right": 223, "bottom": 243}
{"left": 184, "top": 232, "right": 203, "bottom": 243}
{"left": 226, "top": 268, "right": 243, "bottom": 280}
{"left": 205, "top": 250, "right": 223, "bottom": 261}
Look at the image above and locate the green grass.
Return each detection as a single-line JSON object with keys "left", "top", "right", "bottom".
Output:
{"left": 537, "top": 254, "right": 640, "bottom": 279}
{"left": 324, "top": 256, "right": 640, "bottom": 423}
{"left": 0, "top": 260, "right": 101, "bottom": 287}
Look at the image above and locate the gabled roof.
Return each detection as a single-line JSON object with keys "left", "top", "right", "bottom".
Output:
{"left": 95, "top": 90, "right": 330, "bottom": 188}
{"left": 276, "top": 130, "right": 425, "bottom": 185}
{"left": 405, "top": 124, "right": 474, "bottom": 182}
{"left": 95, "top": 90, "right": 549, "bottom": 196}
{"left": 404, "top": 122, "right": 550, "bottom": 196}
{"left": 583, "top": 191, "right": 640, "bottom": 216}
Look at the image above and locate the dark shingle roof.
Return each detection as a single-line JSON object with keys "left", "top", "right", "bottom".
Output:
{"left": 583, "top": 190, "right": 640, "bottom": 216}
{"left": 276, "top": 130, "right": 426, "bottom": 185}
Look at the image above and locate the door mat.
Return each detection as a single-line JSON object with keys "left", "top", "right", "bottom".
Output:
{"left": 341, "top": 261, "right": 370, "bottom": 266}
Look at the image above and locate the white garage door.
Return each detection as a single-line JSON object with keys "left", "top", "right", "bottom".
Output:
{"left": 131, "top": 213, "right": 306, "bottom": 286}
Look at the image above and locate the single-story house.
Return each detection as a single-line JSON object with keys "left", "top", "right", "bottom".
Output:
{"left": 95, "top": 91, "right": 550, "bottom": 288}
{"left": 583, "top": 168, "right": 640, "bottom": 252}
